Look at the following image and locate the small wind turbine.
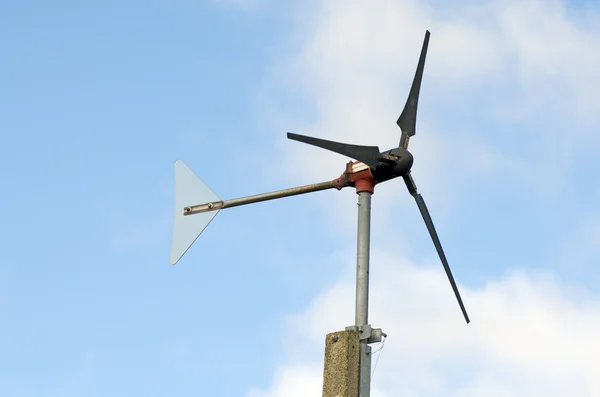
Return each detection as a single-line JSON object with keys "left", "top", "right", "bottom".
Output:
{"left": 169, "top": 30, "right": 469, "bottom": 396}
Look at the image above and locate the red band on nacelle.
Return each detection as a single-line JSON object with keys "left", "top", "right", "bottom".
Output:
{"left": 333, "top": 161, "right": 377, "bottom": 194}
{"left": 353, "top": 170, "right": 377, "bottom": 194}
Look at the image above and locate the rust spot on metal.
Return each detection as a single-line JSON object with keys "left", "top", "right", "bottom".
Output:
{"left": 331, "top": 161, "right": 355, "bottom": 190}
{"left": 333, "top": 160, "right": 377, "bottom": 194}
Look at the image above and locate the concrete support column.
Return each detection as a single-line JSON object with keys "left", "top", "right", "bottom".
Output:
{"left": 322, "top": 330, "right": 360, "bottom": 397}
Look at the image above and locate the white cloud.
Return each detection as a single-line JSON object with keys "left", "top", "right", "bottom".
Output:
{"left": 263, "top": 0, "right": 600, "bottom": 204}
{"left": 249, "top": 252, "right": 600, "bottom": 396}
{"left": 246, "top": 365, "right": 323, "bottom": 397}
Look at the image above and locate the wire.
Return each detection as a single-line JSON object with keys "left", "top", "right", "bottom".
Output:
{"left": 371, "top": 343, "right": 385, "bottom": 355}
{"left": 371, "top": 336, "right": 386, "bottom": 379}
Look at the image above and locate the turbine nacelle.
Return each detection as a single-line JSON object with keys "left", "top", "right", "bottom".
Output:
{"left": 371, "top": 147, "right": 414, "bottom": 183}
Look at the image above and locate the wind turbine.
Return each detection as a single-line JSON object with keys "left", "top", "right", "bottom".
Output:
{"left": 169, "top": 30, "right": 469, "bottom": 396}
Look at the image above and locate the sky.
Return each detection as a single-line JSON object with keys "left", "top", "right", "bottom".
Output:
{"left": 1, "top": 0, "right": 600, "bottom": 396}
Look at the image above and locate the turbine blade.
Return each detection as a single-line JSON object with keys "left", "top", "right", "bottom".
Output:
{"left": 403, "top": 173, "right": 470, "bottom": 323}
{"left": 287, "top": 132, "right": 382, "bottom": 168}
{"left": 397, "top": 30, "right": 430, "bottom": 149}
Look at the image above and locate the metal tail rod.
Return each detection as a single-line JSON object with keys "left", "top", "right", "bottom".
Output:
{"left": 183, "top": 180, "right": 336, "bottom": 215}
{"left": 169, "top": 160, "right": 362, "bottom": 265}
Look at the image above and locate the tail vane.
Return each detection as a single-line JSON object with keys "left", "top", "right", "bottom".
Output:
{"left": 169, "top": 160, "right": 220, "bottom": 265}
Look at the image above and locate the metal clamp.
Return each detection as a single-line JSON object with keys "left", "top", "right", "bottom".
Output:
{"left": 345, "top": 324, "right": 387, "bottom": 344}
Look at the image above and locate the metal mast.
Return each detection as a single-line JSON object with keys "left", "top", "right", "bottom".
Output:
{"left": 345, "top": 169, "right": 385, "bottom": 397}
{"left": 356, "top": 190, "right": 373, "bottom": 396}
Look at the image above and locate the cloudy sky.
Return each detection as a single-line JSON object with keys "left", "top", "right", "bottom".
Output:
{"left": 1, "top": 0, "right": 600, "bottom": 396}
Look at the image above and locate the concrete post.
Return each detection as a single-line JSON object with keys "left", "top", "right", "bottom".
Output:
{"left": 322, "top": 330, "right": 360, "bottom": 397}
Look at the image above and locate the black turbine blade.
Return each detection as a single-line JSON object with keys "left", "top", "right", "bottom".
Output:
{"left": 287, "top": 132, "right": 382, "bottom": 168}
{"left": 397, "top": 30, "right": 430, "bottom": 149}
{"left": 403, "top": 173, "right": 470, "bottom": 324}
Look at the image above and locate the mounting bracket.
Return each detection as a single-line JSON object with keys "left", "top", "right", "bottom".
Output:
{"left": 345, "top": 324, "right": 387, "bottom": 344}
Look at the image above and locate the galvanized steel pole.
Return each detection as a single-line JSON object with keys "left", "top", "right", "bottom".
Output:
{"left": 356, "top": 191, "right": 372, "bottom": 397}
{"left": 356, "top": 191, "right": 371, "bottom": 326}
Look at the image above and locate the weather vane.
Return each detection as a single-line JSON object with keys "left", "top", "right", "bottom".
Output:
{"left": 170, "top": 30, "right": 469, "bottom": 397}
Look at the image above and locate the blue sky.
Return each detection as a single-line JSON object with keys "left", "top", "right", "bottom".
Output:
{"left": 2, "top": 0, "right": 600, "bottom": 396}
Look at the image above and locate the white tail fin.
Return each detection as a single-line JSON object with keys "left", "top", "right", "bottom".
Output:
{"left": 169, "top": 160, "right": 220, "bottom": 265}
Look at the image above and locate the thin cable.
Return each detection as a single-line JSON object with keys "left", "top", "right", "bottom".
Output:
{"left": 371, "top": 343, "right": 385, "bottom": 355}
{"left": 371, "top": 336, "right": 386, "bottom": 379}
